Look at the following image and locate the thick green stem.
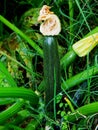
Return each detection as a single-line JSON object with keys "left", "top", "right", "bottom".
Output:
{"left": 0, "top": 15, "right": 43, "bottom": 56}
{"left": 0, "top": 98, "right": 15, "bottom": 105}
{"left": 0, "top": 99, "right": 25, "bottom": 124}
{"left": 84, "top": 26, "right": 98, "bottom": 38}
{"left": 6, "top": 125, "right": 23, "bottom": 130}
{"left": 26, "top": 118, "right": 41, "bottom": 130}
{"left": 60, "top": 50, "right": 77, "bottom": 70}
{"left": 0, "top": 87, "right": 39, "bottom": 105}
{"left": 12, "top": 110, "right": 30, "bottom": 125}
{"left": 62, "top": 65, "right": 98, "bottom": 90}
{"left": 66, "top": 102, "right": 98, "bottom": 122}
{"left": 61, "top": 26, "right": 98, "bottom": 70}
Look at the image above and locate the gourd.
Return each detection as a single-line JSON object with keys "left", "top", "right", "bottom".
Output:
{"left": 38, "top": 5, "right": 61, "bottom": 117}
{"left": 43, "top": 36, "right": 60, "bottom": 113}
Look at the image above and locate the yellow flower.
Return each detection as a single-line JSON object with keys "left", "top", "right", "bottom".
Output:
{"left": 72, "top": 33, "right": 98, "bottom": 57}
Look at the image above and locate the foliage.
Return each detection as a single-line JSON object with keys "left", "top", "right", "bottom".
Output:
{"left": 0, "top": 0, "right": 98, "bottom": 129}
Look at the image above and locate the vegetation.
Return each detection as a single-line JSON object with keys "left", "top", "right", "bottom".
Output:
{"left": 0, "top": 0, "right": 98, "bottom": 129}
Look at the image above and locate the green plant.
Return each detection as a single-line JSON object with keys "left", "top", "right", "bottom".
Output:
{"left": 0, "top": 0, "right": 98, "bottom": 129}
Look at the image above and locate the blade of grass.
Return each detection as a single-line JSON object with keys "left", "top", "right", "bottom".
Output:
{"left": 75, "top": 1, "right": 91, "bottom": 102}
{"left": 75, "top": 0, "right": 91, "bottom": 32}
{"left": 0, "top": 61, "right": 17, "bottom": 87}
{"left": 69, "top": 0, "right": 74, "bottom": 41}
{"left": 0, "top": 15, "right": 43, "bottom": 57}
{"left": 0, "top": 51, "right": 36, "bottom": 76}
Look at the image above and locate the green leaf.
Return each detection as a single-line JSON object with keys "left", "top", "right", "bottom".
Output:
{"left": 0, "top": 61, "right": 17, "bottom": 87}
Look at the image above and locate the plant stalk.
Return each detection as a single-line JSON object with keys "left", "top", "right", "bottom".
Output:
{"left": 66, "top": 102, "right": 98, "bottom": 122}
{"left": 0, "top": 99, "right": 25, "bottom": 124}
{"left": 69, "top": 0, "right": 74, "bottom": 41}
{"left": 62, "top": 65, "right": 98, "bottom": 90}
{"left": 0, "top": 87, "right": 39, "bottom": 105}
